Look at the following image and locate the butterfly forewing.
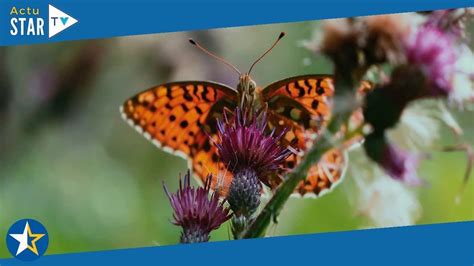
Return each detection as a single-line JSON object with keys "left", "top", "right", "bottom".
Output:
{"left": 261, "top": 75, "right": 335, "bottom": 133}
{"left": 121, "top": 81, "right": 237, "bottom": 190}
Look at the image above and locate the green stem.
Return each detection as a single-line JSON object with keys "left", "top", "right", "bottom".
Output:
{"left": 344, "top": 124, "right": 364, "bottom": 142}
{"left": 242, "top": 130, "right": 334, "bottom": 238}
{"left": 231, "top": 214, "right": 250, "bottom": 239}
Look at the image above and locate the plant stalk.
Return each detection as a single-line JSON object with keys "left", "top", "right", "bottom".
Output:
{"left": 242, "top": 131, "right": 334, "bottom": 238}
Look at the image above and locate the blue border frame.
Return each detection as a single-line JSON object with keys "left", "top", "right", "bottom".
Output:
{"left": 1, "top": 221, "right": 473, "bottom": 265}
{"left": 1, "top": 0, "right": 473, "bottom": 45}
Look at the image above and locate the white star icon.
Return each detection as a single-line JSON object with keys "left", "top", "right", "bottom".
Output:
{"left": 9, "top": 222, "right": 30, "bottom": 256}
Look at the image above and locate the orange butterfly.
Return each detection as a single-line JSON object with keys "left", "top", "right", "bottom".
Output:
{"left": 121, "top": 32, "right": 370, "bottom": 197}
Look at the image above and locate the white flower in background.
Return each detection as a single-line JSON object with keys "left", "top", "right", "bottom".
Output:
{"left": 347, "top": 149, "right": 422, "bottom": 227}
{"left": 349, "top": 98, "right": 467, "bottom": 227}
{"left": 386, "top": 99, "right": 461, "bottom": 151}
{"left": 450, "top": 44, "right": 474, "bottom": 107}
{"left": 356, "top": 172, "right": 422, "bottom": 227}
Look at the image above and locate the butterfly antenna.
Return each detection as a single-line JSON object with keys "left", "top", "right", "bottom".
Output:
{"left": 189, "top": 38, "right": 241, "bottom": 76}
{"left": 248, "top": 32, "right": 285, "bottom": 75}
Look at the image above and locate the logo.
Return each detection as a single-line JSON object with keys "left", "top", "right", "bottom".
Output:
{"left": 8, "top": 4, "right": 78, "bottom": 38}
{"left": 48, "top": 4, "right": 78, "bottom": 38}
{"left": 6, "top": 219, "right": 49, "bottom": 261}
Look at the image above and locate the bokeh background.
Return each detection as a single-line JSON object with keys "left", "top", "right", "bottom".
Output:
{"left": 1, "top": 16, "right": 473, "bottom": 257}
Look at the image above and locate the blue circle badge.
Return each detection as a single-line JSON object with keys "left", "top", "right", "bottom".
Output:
{"left": 6, "top": 219, "right": 49, "bottom": 261}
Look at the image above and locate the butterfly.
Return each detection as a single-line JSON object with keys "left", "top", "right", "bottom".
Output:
{"left": 121, "top": 32, "right": 371, "bottom": 197}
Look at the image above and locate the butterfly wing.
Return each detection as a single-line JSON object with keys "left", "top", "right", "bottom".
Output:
{"left": 265, "top": 111, "right": 348, "bottom": 197}
{"left": 121, "top": 81, "right": 237, "bottom": 192}
{"left": 262, "top": 75, "right": 335, "bottom": 133}
{"left": 261, "top": 75, "right": 369, "bottom": 197}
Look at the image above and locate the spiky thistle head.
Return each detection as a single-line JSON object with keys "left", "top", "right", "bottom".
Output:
{"left": 214, "top": 107, "right": 293, "bottom": 182}
{"left": 212, "top": 107, "right": 293, "bottom": 236}
{"left": 364, "top": 132, "right": 423, "bottom": 186}
{"left": 405, "top": 25, "right": 457, "bottom": 96}
{"left": 163, "top": 171, "right": 232, "bottom": 243}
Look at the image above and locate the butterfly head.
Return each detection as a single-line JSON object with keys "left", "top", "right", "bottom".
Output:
{"left": 237, "top": 32, "right": 286, "bottom": 109}
{"left": 237, "top": 74, "right": 257, "bottom": 108}
{"left": 189, "top": 32, "right": 285, "bottom": 109}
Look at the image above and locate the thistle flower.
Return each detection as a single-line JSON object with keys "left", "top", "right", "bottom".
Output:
{"left": 163, "top": 171, "right": 232, "bottom": 244}
{"left": 363, "top": 65, "right": 427, "bottom": 133}
{"left": 403, "top": 14, "right": 474, "bottom": 105}
{"left": 406, "top": 10, "right": 474, "bottom": 105}
{"left": 364, "top": 133, "right": 423, "bottom": 186}
{"left": 425, "top": 9, "right": 473, "bottom": 39}
{"left": 213, "top": 108, "right": 291, "bottom": 238}
{"left": 316, "top": 15, "right": 413, "bottom": 82}
{"left": 227, "top": 168, "right": 262, "bottom": 217}
{"left": 405, "top": 25, "right": 457, "bottom": 96}
{"left": 362, "top": 14, "right": 412, "bottom": 64}
{"left": 215, "top": 108, "right": 292, "bottom": 187}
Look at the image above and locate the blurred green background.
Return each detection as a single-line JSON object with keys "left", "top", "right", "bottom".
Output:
{"left": 1, "top": 18, "right": 473, "bottom": 257}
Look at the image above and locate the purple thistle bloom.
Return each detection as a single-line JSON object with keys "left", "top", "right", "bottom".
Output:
{"left": 163, "top": 171, "right": 232, "bottom": 243}
{"left": 405, "top": 25, "right": 457, "bottom": 96}
{"left": 379, "top": 143, "right": 423, "bottom": 186}
{"left": 425, "top": 10, "right": 467, "bottom": 38}
{"left": 213, "top": 108, "right": 292, "bottom": 236}
{"left": 214, "top": 108, "right": 293, "bottom": 182}
{"left": 364, "top": 133, "right": 423, "bottom": 186}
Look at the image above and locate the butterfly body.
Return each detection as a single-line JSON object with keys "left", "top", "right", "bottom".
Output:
{"left": 236, "top": 73, "right": 258, "bottom": 109}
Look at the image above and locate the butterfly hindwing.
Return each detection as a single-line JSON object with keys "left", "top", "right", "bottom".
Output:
{"left": 121, "top": 81, "right": 237, "bottom": 189}
{"left": 261, "top": 75, "right": 348, "bottom": 197}
{"left": 266, "top": 110, "right": 348, "bottom": 197}
{"left": 189, "top": 101, "right": 236, "bottom": 195}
